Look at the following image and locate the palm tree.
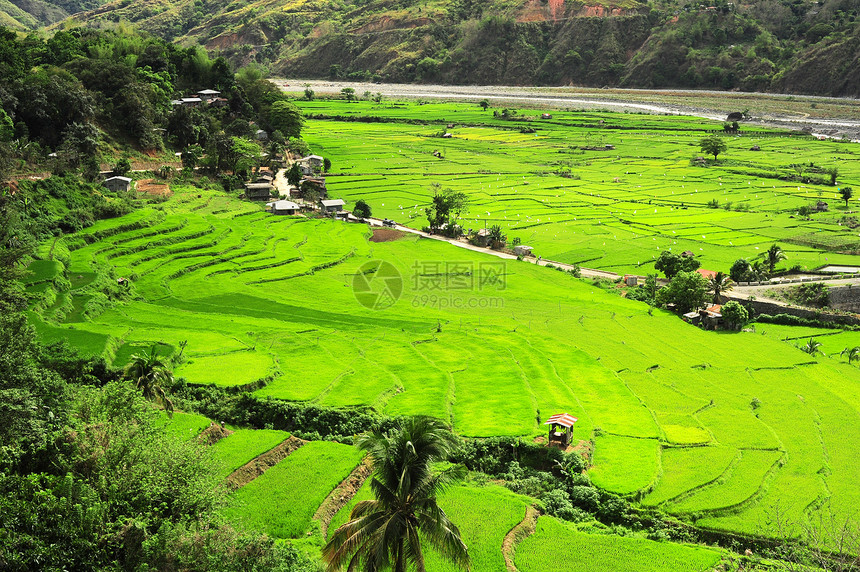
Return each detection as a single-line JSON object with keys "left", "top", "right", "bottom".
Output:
{"left": 323, "top": 416, "right": 470, "bottom": 572}
{"left": 766, "top": 244, "right": 787, "bottom": 274}
{"left": 708, "top": 271, "right": 733, "bottom": 304}
{"left": 841, "top": 346, "right": 860, "bottom": 364}
{"left": 801, "top": 338, "right": 823, "bottom": 357}
{"left": 124, "top": 344, "right": 174, "bottom": 415}
{"left": 750, "top": 260, "right": 769, "bottom": 281}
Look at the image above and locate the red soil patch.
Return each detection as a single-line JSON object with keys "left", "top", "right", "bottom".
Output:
{"left": 369, "top": 228, "right": 408, "bottom": 242}
{"left": 135, "top": 179, "right": 172, "bottom": 197}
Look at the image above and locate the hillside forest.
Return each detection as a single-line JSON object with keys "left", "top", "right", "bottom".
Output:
{"left": 1, "top": 0, "right": 858, "bottom": 96}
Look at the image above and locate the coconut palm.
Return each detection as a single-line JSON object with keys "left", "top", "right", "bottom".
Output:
{"left": 708, "top": 271, "right": 733, "bottom": 304}
{"left": 323, "top": 416, "right": 470, "bottom": 572}
{"left": 801, "top": 338, "right": 823, "bottom": 357}
{"left": 124, "top": 344, "right": 174, "bottom": 415}
{"left": 841, "top": 346, "right": 860, "bottom": 364}
{"left": 766, "top": 244, "right": 787, "bottom": 273}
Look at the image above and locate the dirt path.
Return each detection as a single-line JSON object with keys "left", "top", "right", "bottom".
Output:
{"left": 226, "top": 435, "right": 306, "bottom": 489}
{"left": 502, "top": 505, "right": 541, "bottom": 572}
{"left": 313, "top": 458, "right": 373, "bottom": 538}
{"left": 364, "top": 216, "right": 620, "bottom": 280}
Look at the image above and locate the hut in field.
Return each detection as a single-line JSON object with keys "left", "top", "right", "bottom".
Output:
{"left": 544, "top": 413, "right": 578, "bottom": 447}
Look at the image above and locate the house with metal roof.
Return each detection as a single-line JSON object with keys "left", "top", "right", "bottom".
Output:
{"left": 267, "top": 200, "right": 300, "bottom": 215}
{"left": 103, "top": 176, "right": 133, "bottom": 192}
{"left": 320, "top": 198, "right": 346, "bottom": 213}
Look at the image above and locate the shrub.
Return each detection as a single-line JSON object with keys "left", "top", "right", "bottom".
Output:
{"left": 721, "top": 300, "right": 749, "bottom": 330}
{"left": 569, "top": 485, "right": 600, "bottom": 512}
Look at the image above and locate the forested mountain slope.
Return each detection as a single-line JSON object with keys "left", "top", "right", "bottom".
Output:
{"left": 8, "top": 0, "right": 860, "bottom": 101}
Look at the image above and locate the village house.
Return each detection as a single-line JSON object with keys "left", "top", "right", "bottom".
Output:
{"left": 244, "top": 182, "right": 273, "bottom": 200}
{"left": 320, "top": 198, "right": 346, "bottom": 214}
{"left": 103, "top": 176, "right": 132, "bottom": 192}
{"left": 267, "top": 200, "right": 301, "bottom": 215}
{"left": 197, "top": 89, "right": 220, "bottom": 101}
{"left": 514, "top": 244, "right": 534, "bottom": 257}
{"left": 816, "top": 201, "right": 829, "bottom": 212}
{"left": 683, "top": 304, "right": 724, "bottom": 330}
{"left": 299, "top": 155, "right": 324, "bottom": 175}
{"left": 300, "top": 177, "right": 327, "bottom": 198}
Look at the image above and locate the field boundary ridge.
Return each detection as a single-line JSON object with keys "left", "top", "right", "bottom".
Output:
{"left": 226, "top": 435, "right": 306, "bottom": 489}
{"left": 502, "top": 504, "right": 541, "bottom": 572}
{"left": 313, "top": 457, "right": 373, "bottom": 538}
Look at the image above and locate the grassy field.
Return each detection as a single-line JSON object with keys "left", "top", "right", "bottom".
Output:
{"left": 27, "top": 121, "right": 860, "bottom": 541}
{"left": 297, "top": 99, "right": 860, "bottom": 275}
{"left": 329, "top": 481, "right": 534, "bottom": 572}
{"left": 209, "top": 428, "right": 291, "bottom": 479}
{"left": 223, "top": 440, "right": 362, "bottom": 538}
{"left": 516, "top": 516, "right": 722, "bottom": 572}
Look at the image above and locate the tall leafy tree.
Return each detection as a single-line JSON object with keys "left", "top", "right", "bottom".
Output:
{"left": 840, "top": 346, "right": 860, "bottom": 364}
{"left": 267, "top": 100, "right": 304, "bottom": 140}
{"left": 124, "top": 344, "right": 174, "bottom": 415}
{"left": 654, "top": 250, "right": 700, "bottom": 279}
{"left": 801, "top": 338, "right": 823, "bottom": 356}
{"left": 323, "top": 416, "right": 470, "bottom": 572}
{"left": 656, "top": 270, "right": 709, "bottom": 313}
{"left": 699, "top": 135, "right": 727, "bottom": 161}
{"left": 840, "top": 187, "right": 853, "bottom": 207}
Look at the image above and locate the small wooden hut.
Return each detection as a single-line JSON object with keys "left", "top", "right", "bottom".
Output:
{"left": 544, "top": 413, "right": 578, "bottom": 447}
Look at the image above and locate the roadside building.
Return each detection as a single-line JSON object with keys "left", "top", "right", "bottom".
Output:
{"left": 514, "top": 245, "right": 534, "bottom": 257}
{"left": 103, "top": 176, "right": 133, "bottom": 192}
{"left": 320, "top": 198, "right": 346, "bottom": 214}
{"left": 197, "top": 89, "right": 220, "bottom": 101}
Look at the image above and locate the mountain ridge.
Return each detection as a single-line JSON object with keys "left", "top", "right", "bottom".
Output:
{"left": 4, "top": 0, "right": 860, "bottom": 97}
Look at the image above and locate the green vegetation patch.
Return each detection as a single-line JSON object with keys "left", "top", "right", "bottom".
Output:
{"left": 224, "top": 440, "right": 362, "bottom": 538}
{"left": 23, "top": 259, "right": 61, "bottom": 284}
{"left": 210, "top": 428, "right": 291, "bottom": 480}
{"left": 156, "top": 411, "right": 212, "bottom": 440}
{"left": 516, "top": 516, "right": 722, "bottom": 572}
{"left": 589, "top": 435, "right": 660, "bottom": 495}
{"left": 176, "top": 351, "right": 274, "bottom": 386}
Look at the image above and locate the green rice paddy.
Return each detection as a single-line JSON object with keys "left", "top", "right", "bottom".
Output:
{"left": 210, "top": 428, "right": 291, "bottom": 479}
{"left": 516, "top": 516, "right": 722, "bottom": 572}
{"left": 28, "top": 100, "right": 860, "bottom": 545}
{"left": 223, "top": 440, "right": 362, "bottom": 538}
{"left": 297, "top": 99, "right": 860, "bottom": 275}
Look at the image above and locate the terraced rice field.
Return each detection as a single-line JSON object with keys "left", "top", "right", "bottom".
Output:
{"left": 29, "top": 163, "right": 860, "bottom": 539}
{"left": 516, "top": 516, "right": 722, "bottom": 572}
{"left": 210, "top": 428, "right": 292, "bottom": 479}
{"left": 223, "top": 440, "right": 362, "bottom": 538}
{"left": 297, "top": 99, "right": 860, "bottom": 274}
{"left": 329, "top": 481, "right": 536, "bottom": 572}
